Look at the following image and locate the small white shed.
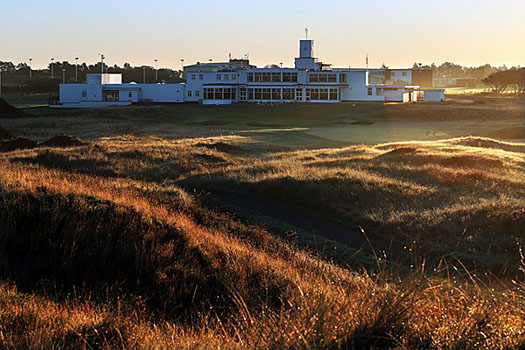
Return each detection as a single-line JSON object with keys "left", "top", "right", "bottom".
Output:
{"left": 423, "top": 89, "right": 445, "bottom": 102}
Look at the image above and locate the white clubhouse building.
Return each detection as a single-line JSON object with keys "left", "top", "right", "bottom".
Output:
{"left": 55, "top": 38, "right": 444, "bottom": 108}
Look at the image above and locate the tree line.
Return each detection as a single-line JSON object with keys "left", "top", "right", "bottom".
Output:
{"left": 481, "top": 68, "right": 525, "bottom": 94}
{"left": 0, "top": 60, "right": 183, "bottom": 95}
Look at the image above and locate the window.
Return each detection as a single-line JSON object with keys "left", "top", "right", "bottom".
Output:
{"left": 255, "top": 88, "right": 262, "bottom": 99}
{"left": 291, "top": 73, "right": 298, "bottom": 82}
{"left": 295, "top": 88, "right": 303, "bottom": 101}
{"left": 309, "top": 74, "right": 319, "bottom": 82}
{"left": 81, "top": 91, "right": 87, "bottom": 98}
{"left": 327, "top": 74, "right": 337, "bottom": 82}
{"left": 402, "top": 72, "right": 407, "bottom": 77}
{"left": 271, "top": 88, "right": 281, "bottom": 100}
{"left": 262, "top": 72, "right": 271, "bottom": 82}
{"left": 214, "top": 88, "right": 222, "bottom": 99}
{"left": 240, "top": 87, "right": 247, "bottom": 100}
{"left": 199, "top": 74, "right": 203, "bottom": 80}
{"left": 129, "top": 92, "right": 132, "bottom": 98}
{"left": 340, "top": 73, "right": 347, "bottom": 83}
{"left": 271, "top": 72, "right": 281, "bottom": 82}
{"left": 232, "top": 74, "right": 236, "bottom": 80}
{"left": 248, "top": 73, "right": 255, "bottom": 82}
{"left": 262, "top": 88, "right": 271, "bottom": 99}
{"left": 391, "top": 72, "right": 396, "bottom": 77}
{"left": 329, "top": 88, "right": 338, "bottom": 100}
{"left": 188, "top": 90, "right": 192, "bottom": 97}
{"left": 283, "top": 88, "right": 294, "bottom": 100}
{"left": 216, "top": 74, "right": 221, "bottom": 81}
{"left": 376, "top": 88, "right": 383, "bottom": 96}
{"left": 309, "top": 88, "right": 320, "bottom": 100}
{"left": 320, "top": 88, "right": 329, "bottom": 100}
{"left": 196, "top": 90, "right": 200, "bottom": 97}
{"left": 224, "top": 88, "right": 231, "bottom": 99}
{"left": 283, "top": 72, "right": 291, "bottom": 82}
{"left": 224, "top": 74, "right": 229, "bottom": 81}
{"left": 368, "top": 87, "right": 373, "bottom": 96}
{"left": 191, "top": 74, "right": 195, "bottom": 80}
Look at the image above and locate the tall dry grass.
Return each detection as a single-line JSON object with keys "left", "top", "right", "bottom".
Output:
{"left": 0, "top": 136, "right": 524, "bottom": 348}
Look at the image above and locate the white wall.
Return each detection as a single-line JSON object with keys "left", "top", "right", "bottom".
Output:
{"left": 341, "top": 71, "right": 383, "bottom": 102}
{"left": 87, "top": 85, "right": 102, "bottom": 101}
{"left": 423, "top": 89, "right": 445, "bottom": 102}
{"left": 59, "top": 84, "right": 86, "bottom": 103}
{"left": 138, "top": 84, "right": 184, "bottom": 102}
{"left": 118, "top": 90, "right": 139, "bottom": 102}
{"left": 383, "top": 90, "right": 404, "bottom": 102}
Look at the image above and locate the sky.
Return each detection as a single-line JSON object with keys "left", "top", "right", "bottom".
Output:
{"left": 2, "top": 0, "right": 524, "bottom": 70}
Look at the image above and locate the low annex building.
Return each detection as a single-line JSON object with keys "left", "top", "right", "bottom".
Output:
{"left": 54, "top": 38, "right": 444, "bottom": 108}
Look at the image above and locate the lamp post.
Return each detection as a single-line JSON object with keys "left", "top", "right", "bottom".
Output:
{"left": 143, "top": 66, "right": 146, "bottom": 84}
{"left": 75, "top": 57, "right": 79, "bottom": 82}
{"left": 180, "top": 58, "right": 184, "bottom": 80}
{"left": 29, "top": 58, "right": 32, "bottom": 79}
{"left": 418, "top": 62, "right": 422, "bottom": 87}
{"left": 154, "top": 59, "right": 158, "bottom": 82}
{"left": 62, "top": 67, "right": 66, "bottom": 84}
{"left": 51, "top": 58, "right": 55, "bottom": 79}
{"left": 99, "top": 54, "right": 105, "bottom": 74}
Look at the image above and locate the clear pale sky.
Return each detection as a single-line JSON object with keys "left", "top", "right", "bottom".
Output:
{"left": 2, "top": 0, "right": 524, "bottom": 69}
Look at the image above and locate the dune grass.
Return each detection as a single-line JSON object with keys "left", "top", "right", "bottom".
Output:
{"left": 0, "top": 133, "right": 524, "bottom": 348}
{"left": 8, "top": 134, "right": 522, "bottom": 273}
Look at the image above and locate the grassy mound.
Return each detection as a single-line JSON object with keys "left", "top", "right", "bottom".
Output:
{"left": 0, "top": 126, "right": 13, "bottom": 140}
{"left": 0, "top": 137, "right": 38, "bottom": 152}
{"left": 0, "top": 98, "right": 30, "bottom": 118}
{"left": 0, "top": 134, "right": 86, "bottom": 152}
{"left": 40, "top": 134, "right": 86, "bottom": 147}
{"left": 0, "top": 136, "right": 524, "bottom": 348}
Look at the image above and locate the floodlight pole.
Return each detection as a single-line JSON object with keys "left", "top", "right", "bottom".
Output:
{"left": 0, "top": 69, "right": 2, "bottom": 96}
{"left": 29, "top": 58, "right": 32, "bottom": 79}
{"left": 143, "top": 66, "right": 146, "bottom": 84}
{"left": 62, "top": 67, "right": 66, "bottom": 84}
{"left": 100, "top": 54, "right": 105, "bottom": 74}
{"left": 154, "top": 59, "right": 158, "bottom": 82}
{"left": 75, "top": 57, "right": 79, "bottom": 82}
{"left": 51, "top": 58, "right": 55, "bottom": 79}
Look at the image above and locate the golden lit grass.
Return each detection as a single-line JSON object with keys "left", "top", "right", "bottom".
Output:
{"left": 0, "top": 136, "right": 524, "bottom": 348}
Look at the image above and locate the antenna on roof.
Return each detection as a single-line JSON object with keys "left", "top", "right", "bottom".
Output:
{"left": 305, "top": 27, "right": 308, "bottom": 40}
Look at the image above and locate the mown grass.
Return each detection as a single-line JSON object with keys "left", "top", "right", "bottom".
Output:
{"left": 0, "top": 135, "right": 524, "bottom": 348}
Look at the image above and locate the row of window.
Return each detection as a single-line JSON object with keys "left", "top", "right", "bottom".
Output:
{"left": 247, "top": 72, "right": 298, "bottom": 83}
{"left": 187, "top": 90, "right": 200, "bottom": 97}
{"left": 190, "top": 73, "right": 237, "bottom": 81}
{"left": 201, "top": 87, "right": 340, "bottom": 100}
{"left": 245, "top": 88, "right": 298, "bottom": 100}
{"left": 306, "top": 88, "right": 339, "bottom": 100}
{"left": 391, "top": 71, "right": 408, "bottom": 77}
{"left": 308, "top": 73, "right": 338, "bottom": 83}
{"left": 203, "top": 87, "right": 237, "bottom": 100}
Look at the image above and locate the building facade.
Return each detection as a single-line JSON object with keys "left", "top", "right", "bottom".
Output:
{"left": 55, "top": 38, "right": 442, "bottom": 108}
